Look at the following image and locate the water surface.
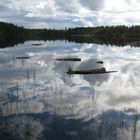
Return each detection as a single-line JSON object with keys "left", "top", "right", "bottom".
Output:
{"left": 0, "top": 41, "right": 140, "bottom": 140}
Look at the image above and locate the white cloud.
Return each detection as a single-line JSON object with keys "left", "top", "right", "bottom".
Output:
{"left": 104, "top": 0, "right": 131, "bottom": 11}
{"left": 25, "top": 0, "right": 59, "bottom": 17}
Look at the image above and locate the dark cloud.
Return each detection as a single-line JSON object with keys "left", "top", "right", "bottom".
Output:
{"left": 0, "top": 5, "right": 9, "bottom": 11}
{"left": 55, "top": 0, "right": 81, "bottom": 13}
{"left": 80, "top": 0, "right": 104, "bottom": 11}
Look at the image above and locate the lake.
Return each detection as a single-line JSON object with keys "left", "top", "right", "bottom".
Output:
{"left": 0, "top": 40, "right": 140, "bottom": 140}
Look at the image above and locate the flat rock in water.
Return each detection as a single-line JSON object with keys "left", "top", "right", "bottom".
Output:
{"left": 55, "top": 58, "right": 81, "bottom": 61}
{"left": 32, "top": 43, "right": 43, "bottom": 46}
{"left": 96, "top": 61, "right": 103, "bottom": 64}
{"left": 67, "top": 67, "right": 117, "bottom": 74}
{"left": 16, "top": 56, "right": 30, "bottom": 59}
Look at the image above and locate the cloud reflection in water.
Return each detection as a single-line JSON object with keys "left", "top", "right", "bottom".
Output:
{"left": 1, "top": 41, "right": 140, "bottom": 139}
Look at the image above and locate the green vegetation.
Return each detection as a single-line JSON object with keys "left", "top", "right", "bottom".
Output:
{"left": 0, "top": 21, "right": 65, "bottom": 48}
{"left": 66, "top": 26, "right": 140, "bottom": 46}
{"left": 0, "top": 21, "right": 25, "bottom": 36}
{"left": 1, "top": 21, "right": 140, "bottom": 47}
{"left": 26, "top": 28, "right": 66, "bottom": 40}
{"left": 67, "top": 25, "right": 140, "bottom": 37}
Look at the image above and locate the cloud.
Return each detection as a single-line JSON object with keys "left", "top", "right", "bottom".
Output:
{"left": 25, "top": 0, "right": 59, "bottom": 18}
{"left": 80, "top": 0, "right": 104, "bottom": 11}
{"left": 0, "top": 0, "right": 140, "bottom": 28}
{"left": 55, "top": 0, "right": 81, "bottom": 14}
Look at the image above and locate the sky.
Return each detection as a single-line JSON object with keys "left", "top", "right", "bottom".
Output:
{"left": 0, "top": 0, "right": 140, "bottom": 28}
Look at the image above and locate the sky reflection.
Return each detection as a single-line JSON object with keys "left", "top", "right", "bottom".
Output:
{"left": 1, "top": 41, "right": 140, "bottom": 139}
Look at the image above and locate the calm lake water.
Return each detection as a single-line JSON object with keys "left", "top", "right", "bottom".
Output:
{"left": 0, "top": 41, "right": 140, "bottom": 140}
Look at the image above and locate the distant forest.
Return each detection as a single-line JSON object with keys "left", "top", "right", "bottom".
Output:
{"left": 1, "top": 21, "right": 140, "bottom": 47}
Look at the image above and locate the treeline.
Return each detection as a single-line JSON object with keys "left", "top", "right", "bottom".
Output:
{"left": 0, "top": 22, "right": 26, "bottom": 48}
{"left": 0, "top": 22, "right": 25, "bottom": 36}
{"left": 66, "top": 25, "right": 140, "bottom": 37}
{"left": 1, "top": 21, "right": 140, "bottom": 47}
{"left": 0, "top": 21, "right": 66, "bottom": 47}
{"left": 66, "top": 26, "right": 140, "bottom": 46}
{"left": 26, "top": 28, "right": 66, "bottom": 40}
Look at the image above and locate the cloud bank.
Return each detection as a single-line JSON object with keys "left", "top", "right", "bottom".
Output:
{"left": 0, "top": 0, "right": 140, "bottom": 28}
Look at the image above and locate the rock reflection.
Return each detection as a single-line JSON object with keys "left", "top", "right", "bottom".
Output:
{"left": 77, "top": 59, "right": 109, "bottom": 85}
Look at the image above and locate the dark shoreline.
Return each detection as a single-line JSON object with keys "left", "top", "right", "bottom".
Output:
{"left": 1, "top": 21, "right": 140, "bottom": 48}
